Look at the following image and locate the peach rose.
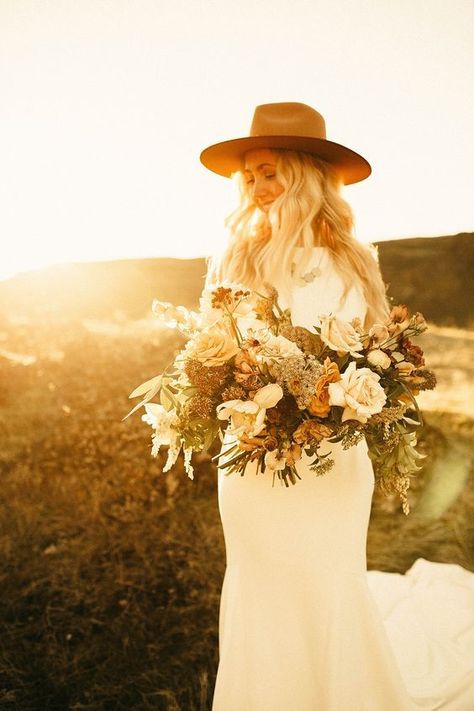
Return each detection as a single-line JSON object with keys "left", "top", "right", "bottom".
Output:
{"left": 184, "top": 324, "right": 239, "bottom": 367}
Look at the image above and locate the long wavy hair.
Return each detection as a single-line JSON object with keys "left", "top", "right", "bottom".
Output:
{"left": 205, "top": 148, "right": 389, "bottom": 329}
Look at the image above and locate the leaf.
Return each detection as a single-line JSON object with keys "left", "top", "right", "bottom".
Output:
{"left": 327, "top": 433, "right": 345, "bottom": 443}
{"left": 122, "top": 375, "right": 163, "bottom": 421}
{"left": 160, "top": 387, "right": 175, "bottom": 411}
{"left": 217, "top": 450, "right": 249, "bottom": 470}
{"left": 403, "top": 415, "right": 421, "bottom": 426}
{"left": 212, "top": 443, "right": 239, "bottom": 462}
{"left": 128, "top": 374, "right": 162, "bottom": 399}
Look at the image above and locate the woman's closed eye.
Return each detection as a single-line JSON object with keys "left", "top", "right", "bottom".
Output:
{"left": 246, "top": 174, "right": 276, "bottom": 184}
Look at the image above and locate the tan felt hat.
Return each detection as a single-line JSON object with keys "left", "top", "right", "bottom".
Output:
{"left": 199, "top": 102, "right": 371, "bottom": 185}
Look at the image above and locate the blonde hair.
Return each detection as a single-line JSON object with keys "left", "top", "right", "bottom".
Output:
{"left": 205, "top": 149, "right": 389, "bottom": 329}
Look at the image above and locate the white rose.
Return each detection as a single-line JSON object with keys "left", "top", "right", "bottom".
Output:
{"left": 328, "top": 361, "right": 387, "bottom": 423}
{"left": 367, "top": 349, "right": 391, "bottom": 369}
{"left": 184, "top": 324, "right": 239, "bottom": 367}
{"left": 216, "top": 383, "right": 283, "bottom": 437}
{"left": 319, "top": 315, "right": 364, "bottom": 358}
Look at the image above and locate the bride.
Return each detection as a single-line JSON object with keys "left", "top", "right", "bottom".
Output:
{"left": 199, "top": 102, "right": 474, "bottom": 710}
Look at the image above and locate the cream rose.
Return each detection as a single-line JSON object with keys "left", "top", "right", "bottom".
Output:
{"left": 258, "top": 334, "right": 303, "bottom": 370}
{"left": 184, "top": 324, "right": 239, "bottom": 367}
{"left": 367, "top": 348, "right": 391, "bottom": 369}
{"left": 319, "top": 315, "right": 363, "bottom": 358}
{"left": 216, "top": 383, "right": 283, "bottom": 437}
{"left": 328, "top": 361, "right": 387, "bottom": 423}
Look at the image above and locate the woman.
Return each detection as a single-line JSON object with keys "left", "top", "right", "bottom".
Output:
{"left": 198, "top": 103, "right": 471, "bottom": 711}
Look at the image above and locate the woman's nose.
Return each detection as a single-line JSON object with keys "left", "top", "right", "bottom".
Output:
{"left": 252, "top": 178, "right": 268, "bottom": 198}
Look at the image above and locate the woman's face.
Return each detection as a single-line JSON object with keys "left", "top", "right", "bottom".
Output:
{"left": 243, "top": 148, "right": 284, "bottom": 213}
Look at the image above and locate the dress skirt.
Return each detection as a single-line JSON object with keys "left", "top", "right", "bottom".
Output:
{"left": 212, "top": 434, "right": 417, "bottom": 711}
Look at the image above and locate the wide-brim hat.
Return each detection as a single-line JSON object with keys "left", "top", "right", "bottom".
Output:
{"left": 200, "top": 102, "right": 371, "bottom": 185}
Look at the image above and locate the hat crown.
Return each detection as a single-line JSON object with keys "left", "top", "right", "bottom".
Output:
{"left": 250, "top": 102, "right": 327, "bottom": 140}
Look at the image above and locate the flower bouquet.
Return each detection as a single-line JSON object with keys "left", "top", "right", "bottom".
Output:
{"left": 124, "top": 284, "right": 436, "bottom": 514}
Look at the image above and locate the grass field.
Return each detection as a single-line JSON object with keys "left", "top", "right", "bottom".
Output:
{"left": 1, "top": 313, "right": 473, "bottom": 710}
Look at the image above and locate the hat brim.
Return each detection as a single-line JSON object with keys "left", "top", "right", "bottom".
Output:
{"left": 200, "top": 135, "right": 371, "bottom": 185}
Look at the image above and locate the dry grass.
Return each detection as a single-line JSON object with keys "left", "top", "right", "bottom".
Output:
{"left": 0, "top": 315, "right": 473, "bottom": 710}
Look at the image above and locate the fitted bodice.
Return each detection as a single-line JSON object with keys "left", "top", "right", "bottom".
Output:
{"left": 276, "top": 247, "right": 367, "bottom": 328}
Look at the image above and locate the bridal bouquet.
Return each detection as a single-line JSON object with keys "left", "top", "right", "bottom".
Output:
{"left": 124, "top": 283, "right": 436, "bottom": 514}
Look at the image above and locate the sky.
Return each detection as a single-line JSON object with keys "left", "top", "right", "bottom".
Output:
{"left": 1, "top": 0, "right": 473, "bottom": 280}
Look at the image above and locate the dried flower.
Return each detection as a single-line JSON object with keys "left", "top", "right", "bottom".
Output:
{"left": 387, "top": 304, "right": 410, "bottom": 335}
{"left": 293, "top": 420, "right": 333, "bottom": 445}
{"left": 310, "top": 457, "right": 335, "bottom": 477}
{"left": 341, "top": 429, "right": 365, "bottom": 450}
{"left": 184, "top": 395, "right": 215, "bottom": 420}
{"left": 184, "top": 359, "right": 232, "bottom": 396}
{"left": 410, "top": 369, "right": 437, "bottom": 391}
{"left": 401, "top": 338, "right": 425, "bottom": 367}
{"left": 272, "top": 354, "right": 324, "bottom": 410}
{"left": 263, "top": 435, "right": 279, "bottom": 451}
{"left": 370, "top": 403, "right": 408, "bottom": 424}
{"left": 221, "top": 384, "right": 248, "bottom": 401}
{"left": 279, "top": 324, "right": 323, "bottom": 355}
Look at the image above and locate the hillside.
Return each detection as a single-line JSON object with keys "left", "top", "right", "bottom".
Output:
{"left": 375, "top": 232, "right": 473, "bottom": 327}
{"left": 0, "top": 232, "right": 472, "bottom": 326}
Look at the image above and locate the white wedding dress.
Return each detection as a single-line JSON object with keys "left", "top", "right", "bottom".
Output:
{"left": 212, "top": 248, "right": 474, "bottom": 711}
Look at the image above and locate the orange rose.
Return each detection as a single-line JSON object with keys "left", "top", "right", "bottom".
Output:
{"left": 308, "top": 358, "right": 341, "bottom": 417}
{"left": 308, "top": 391, "right": 331, "bottom": 417}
